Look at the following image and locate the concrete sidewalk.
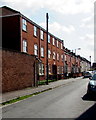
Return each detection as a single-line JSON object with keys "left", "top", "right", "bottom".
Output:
{"left": 2, "top": 77, "right": 83, "bottom": 103}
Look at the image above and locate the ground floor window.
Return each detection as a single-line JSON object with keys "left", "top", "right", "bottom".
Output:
{"left": 57, "top": 66, "right": 60, "bottom": 74}
{"left": 62, "top": 66, "right": 64, "bottom": 74}
{"left": 34, "top": 44, "right": 38, "bottom": 56}
{"left": 23, "top": 40, "right": 27, "bottom": 53}
{"left": 57, "top": 66, "right": 64, "bottom": 74}
{"left": 48, "top": 64, "right": 51, "bottom": 74}
{"left": 39, "top": 63, "right": 44, "bottom": 75}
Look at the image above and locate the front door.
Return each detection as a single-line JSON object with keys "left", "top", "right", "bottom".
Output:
{"left": 52, "top": 65, "right": 57, "bottom": 74}
{"left": 52, "top": 65, "right": 57, "bottom": 80}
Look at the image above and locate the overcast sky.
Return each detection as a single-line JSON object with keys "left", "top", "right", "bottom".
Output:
{"left": 1, "top": 0, "right": 95, "bottom": 63}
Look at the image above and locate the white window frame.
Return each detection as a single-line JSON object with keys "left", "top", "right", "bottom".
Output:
{"left": 23, "top": 40, "right": 27, "bottom": 53}
{"left": 62, "top": 66, "right": 64, "bottom": 74}
{"left": 41, "top": 30, "right": 44, "bottom": 40}
{"left": 22, "top": 19, "right": 27, "bottom": 31}
{"left": 57, "top": 40, "right": 59, "bottom": 47}
{"left": 41, "top": 47, "right": 44, "bottom": 57}
{"left": 48, "top": 49, "right": 51, "bottom": 58}
{"left": 57, "top": 66, "right": 60, "bottom": 74}
{"left": 61, "top": 55, "right": 64, "bottom": 61}
{"left": 52, "top": 38, "right": 55, "bottom": 45}
{"left": 61, "top": 43, "right": 63, "bottom": 49}
{"left": 39, "top": 63, "right": 44, "bottom": 75}
{"left": 49, "top": 64, "right": 51, "bottom": 74}
{"left": 53, "top": 52, "right": 56, "bottom": 59}
{"left": 34, "top": 44, "right": 38, "bottom": 56}
{"left": 34, "top": 26, "right": 38, "bottom": 37}
{"left": 57, "top": 53, "right": 59, "bottom": 61}
{"left": 48, "top": 35, "right": 50, "bottom": 43}
{"left": 65, "top": 55, "right": 67, "bottom": 61}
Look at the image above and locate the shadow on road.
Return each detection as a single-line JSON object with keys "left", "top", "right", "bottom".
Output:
{"left": 75, "top": 103, "right": 96, "bottom": 120}
{"left": 75, "top": 93, "right": 96, "bottom": 120}
{"left": 82, "top": 93, "right": 96, "bottom": 101}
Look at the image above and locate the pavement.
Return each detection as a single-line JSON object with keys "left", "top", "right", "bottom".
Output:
{"left": 1, "top": 77, "right": 83, "bottom": 103}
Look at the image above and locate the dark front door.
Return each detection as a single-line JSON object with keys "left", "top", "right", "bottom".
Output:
{"left": 52, "top": 65, "right": 57, "bottom": 74}
{"left": 52, "top": 65, "right": 57, "bottom": 80}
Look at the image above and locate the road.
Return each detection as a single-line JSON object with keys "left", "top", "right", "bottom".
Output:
{"left": 2, "top": 78, "right": 96, "bottom": 119}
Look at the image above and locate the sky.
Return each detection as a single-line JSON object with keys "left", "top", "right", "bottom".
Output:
{"left": 0, "top": 0, "right": 95, "bottom": 63}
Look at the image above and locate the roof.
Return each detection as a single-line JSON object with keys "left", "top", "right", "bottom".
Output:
{"left": 1, "top": 6, "right": 20, "bottom": 13}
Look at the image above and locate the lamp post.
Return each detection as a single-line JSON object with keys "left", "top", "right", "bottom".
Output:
{"left": 46, "top": 13, "right": 49, "bottom": 85}
{"left": 74, "top": 48, "right": 81, "bottom": 76}
{"left": 75, "top": 48, "right": 81, "bottom": 55}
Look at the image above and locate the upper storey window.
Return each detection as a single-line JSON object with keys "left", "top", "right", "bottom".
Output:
{"left": 57, "top": 40, "right": 59, "bottom": 47}
{"left": 34, "top": 26, "right": 38, "bottom": 37}
{"left": 52, "top": 38, "right": 55, "bottom": 45}
{"left": 41, "top": 30, "right": 44, "bottom": 40}
{"left": 48, "top": 35, "right": 50, "bottom": 43}
{"left": 41, "top": 47, "right": 44, "bottom": 57}
{"left": 22, "top": 19, "right": 27, "bottom": 31}
{"left": 34, "top": 44, "right": 38, "bottom": 56}
{"left": 61, "top": 43, "right": 63, "bottom": 49}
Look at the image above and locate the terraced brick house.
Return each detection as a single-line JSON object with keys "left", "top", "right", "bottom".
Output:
{"left": 1, "top": 6, "right": 91, "bottom": 81}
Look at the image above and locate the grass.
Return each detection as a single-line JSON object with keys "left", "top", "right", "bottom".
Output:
{"left": 1, "top": 88, "right": 52, "bottom": 106}
{"left": 38, "top": 79, "right": 57, "bottom": 85}
{"left": 1, "top": 79, "right": 59, "bottom": 106}
{"left": 2, "top": 94, "right": 33, "bottom": 105}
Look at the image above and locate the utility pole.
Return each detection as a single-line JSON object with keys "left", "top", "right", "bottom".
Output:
{"left": 46, "top": 13, "right": 49, "bottom": 85}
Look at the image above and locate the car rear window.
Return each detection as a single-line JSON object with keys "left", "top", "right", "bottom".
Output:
{"left": 92, "top": 74, "right": 96, "bottom": 80}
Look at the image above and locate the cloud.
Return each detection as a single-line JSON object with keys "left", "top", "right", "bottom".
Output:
{"left": 80, "top": 34, "right": 94, "bottom": 45}
{"left": 80, "top": 23, "right": 93, "bottom": 28}
{"left": 45, "top": 0, "right": 94, "bottom": 15}
{"left": 40, "top": 22, "right": 75, "bottom": 39}
{"left": 80, "top": 34, "right": 94, "bottom": 39}
{"left": 80, "top": 14, "right": 94, "bottom": 29}
{"left": 1, "top": 0, "right": 94, "bottom": 15}
{"left": 49, "top": 22, "right": 75, "bottom": 34}
{"left": 82, "top": 14, "right": 93, "bottom": 22}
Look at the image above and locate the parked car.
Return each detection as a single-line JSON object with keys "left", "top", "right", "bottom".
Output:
{"left": 87, "top": 73, "right": 96, "bottom": 95}
{"left": 92, "top": 70, "right": 96, "bottom": 74}
{"left": 83, "top": 71, "right": 92, "bottom": 78}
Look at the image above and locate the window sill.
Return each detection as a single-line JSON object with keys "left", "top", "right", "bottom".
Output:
{"left": 53, "top": 59, "right": 56, "bottom": 60}
{"left": 22, "top": 29, "right": 27, "bottom": 33}
{"left": 41, "top": 39, "right": 44, "bottom": 40}
{"left": 33, "top": 35, "right": 38, "bottom": 38}
{"left": 39, "top": 74, "right": 44, "bottom": 76}
{"left": 41, "top": 56, "right": 44, "bottom": 58}
{"left": 34, "top": 54, "right": 38, "bottom": 56}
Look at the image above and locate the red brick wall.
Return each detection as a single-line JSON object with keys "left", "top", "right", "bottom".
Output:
{"left": 3, "top": 15, "right": 21, "bottom": 51}
{"left": 20, "top": 16, "right": 65, "bottom": 80}
{"left": 1, "top": 6, "right": 18, "bottom": 16}
{"left": 2, "top": 49, "right": 37, "bottom": 93}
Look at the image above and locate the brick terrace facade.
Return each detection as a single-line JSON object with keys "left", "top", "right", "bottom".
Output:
{"left": 1, "top": 6, "right": 91, "bottom": 81}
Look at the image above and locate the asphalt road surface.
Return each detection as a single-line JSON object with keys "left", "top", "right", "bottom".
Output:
{"left": 2, "top": 78, "right": 96, "bottom": 119}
